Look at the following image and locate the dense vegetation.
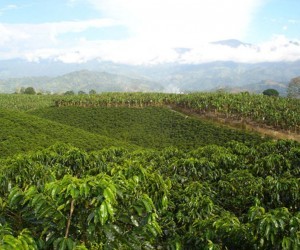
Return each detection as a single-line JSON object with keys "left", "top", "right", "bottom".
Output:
{"left": 262, "top": 88, "right": 279, "bottom": 97}
{"left": 1, "top": 140, "right": 300, "bottom": 249}
{"left": 0, "top": 109, "right": 135, "bottom": 158}
{"left": 1, "top": 92, "right": 300, "bottom": 133}
{"left": 0, "top": 94, "right": 53, "bottom": 111}
{"left": 0, "top": 92, "right": 300, "bottom": 249}
{"left": 29, "top": 106, "right": 264, "bottom": 150}
{"left": 52, "top": 92, "right": 300, "bottom": 132}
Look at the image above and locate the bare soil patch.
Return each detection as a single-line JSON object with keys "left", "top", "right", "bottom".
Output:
{"left": 173, "top": 107, "right": 300, "bottom": 142}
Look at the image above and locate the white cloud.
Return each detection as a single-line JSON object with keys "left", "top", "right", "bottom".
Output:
{"left": 87, "top": 0, "right": 263, "bottom": 47}
{"left": 8, "top": 32, "right": 298, "bottom": 65}
{"left": 1, "top": 0, "right": 300, "bottom": 65}
{"left": 0, "top": 19, "right": 119, "bottom": 57}
{"left": 0, "top": 23, "right": 30, "bottom": 46}
{"left": 0, "top": 4, "right": 18, "bottom": 15}
{"left": 23, "top": 35, "right": 300, "bottom": 65}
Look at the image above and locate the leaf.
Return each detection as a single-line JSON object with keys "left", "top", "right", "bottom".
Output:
{"left": 31, "top": 193, "right": 43, "bottom": 207}
{"left": 70, "top": 187, "right": 79, "bottom": 199}
{"left": 147, "top": 224, "right": 158, "bottom": 236}
{"left": 79, "top": 183, "right": 89, "bottom": 198}
{"left": 53, "top": 237, "right": 63, "bottom": 250}
{"left": 260, "top": 237, "right": 264, "bottom": 247}
{"left": 176, "top": 241, "right": 182, "bottom": 250}
{"left": 133, "top": 205, "right": 144, "bottom": 216}
{"left": 133, "top": 175, "right": 139, "bottom": 183}
{"left": 66, "top": 238, "right": 75, "bottom": 250}
{"left": 142, "top": 199, "right": 152, "bottom": 213}
{"left": 57, "top": 204, "right": 66, "bottom": 211}
{"left": 51, "top": 186, "right": 58, "bottom": 198}
{"left": 8, "top": 188, "right": 22, "bottom": 206}
{"left": 151, "top": 218, "right": 162, "bottom": 235}
{"left": 105, "top": 200, "right": 114, "bottom": 219}
{"left": 141, "top": 195, "right": 154, "bottom": 213}
{"left": 162, "top": 195, "right": 168, "bottom": 209}
{"left": 0, "top": 197, "right": 6, "bottom": 211}
{"left": 59, "top": 238, "right": 67, "bottom": 250}
{"left": 2, "top": 235, "right": 17, "bottom": 248}
{"left": 23, "top": 186, "right": 37, "bottom": 203}
{"left": 103, "top": 186, "right": 115, "bottom": 203}
{"left": 18, "top": 237, "right": 30, "bottom": 250}
{"left": 265, "top": 224, "right": 270, "bottom": 239}
{"left": 99, "top": 202, "right": 108, "bottom": 225}
{"left": 131, "top": 215, "right": 139, "bottom": 227}
{"left": 37, "top": 206, "right": 53, "bottom": 219}
{"left": 282, "top": 236, "right": 291, "bottom": 250}
{"left": 87, "top": 211, "right": 95, "bottom": 224}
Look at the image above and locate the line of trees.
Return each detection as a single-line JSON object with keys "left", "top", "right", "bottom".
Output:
{"left": 15, "top": 87, "right": 36, "bottom": 95}
{"left": 12, "top": 75, "right": 300, "bottom": 98}
{"left": 15, "top": 87, "right": 98, "bottom": 96}
{"left": 64, "top": 90, "right": 97, "bottom": 95}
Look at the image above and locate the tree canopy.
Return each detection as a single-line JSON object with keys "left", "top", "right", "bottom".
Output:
{"left": 64, "top": 90, "right": 75, "bottom": 95}
{"left": 89, "top": 89, "right": 97, "bottom": 95}
{"left": 262, "top": 88, "right": 279, "bottom": 97}
{"left": 24, "top": 87, "right": 36, "bottom": 95}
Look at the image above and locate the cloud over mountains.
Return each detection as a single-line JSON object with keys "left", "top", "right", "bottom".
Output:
{"left": 1, "top": 0, "right": 300, "bottom": 65}
{"left": 20, "top": 36, "right": 300, "bottom": 65}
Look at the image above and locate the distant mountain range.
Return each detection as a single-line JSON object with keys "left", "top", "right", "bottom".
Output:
{"left": 0, "top": 39, "right": 300, "bottom": 94}
{"left": 211, "top": 39, "right": 254, "bottom": 48}
{"left": 0, "top": 70, "right": 162, "bottom": 93}
{"left": 213, "top": 80, "right": 288, "bottom": 95}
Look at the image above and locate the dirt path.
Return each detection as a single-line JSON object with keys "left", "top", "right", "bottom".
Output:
{"left": 172, "top": 107, "right": 300, "bottom": 142}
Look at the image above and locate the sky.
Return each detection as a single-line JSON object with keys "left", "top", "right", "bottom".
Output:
{"left": 0, "top": 0, "right": 300, "bottom": 64}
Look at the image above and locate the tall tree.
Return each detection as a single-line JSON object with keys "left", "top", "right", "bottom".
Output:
{"left": 24, "top": 87, "right": 36, "bottom": 95}
{"left": 262, "top": 88, "right": 279, "bottom": 97}
{"left": 89, "top": 89, "right": 97, "bottom": 95}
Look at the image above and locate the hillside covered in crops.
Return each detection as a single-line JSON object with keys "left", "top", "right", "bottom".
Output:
{"left": 0, "top": 92, "right": 300, "bottom": 249}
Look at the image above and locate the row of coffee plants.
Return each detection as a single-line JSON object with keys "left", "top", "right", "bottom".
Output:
{"left": 1, "top": 92, "right": 299, "bottom": 132}
{"left": 52, "top": 92, "right": 300, "bottom": 132}
{"left": 0, "top": 109, "right": 135, "bottom": 158}
{"left": 1, "top": 140, "right": 299, "bottom": 249}
{"left": 29, "top": 106, "right": 265, "bottom": 150}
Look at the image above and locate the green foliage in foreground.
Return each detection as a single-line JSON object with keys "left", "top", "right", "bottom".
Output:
{"left": 29, "top": 106, "right": 266, "bottom": 150}
{"left": 0, "top": 140, "right": 300, "bottom": 249}
{"left": 0, "top": 109, "right": 135, "bottom": 158}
